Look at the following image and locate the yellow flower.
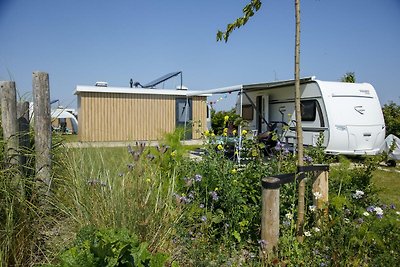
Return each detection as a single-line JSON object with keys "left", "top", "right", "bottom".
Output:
{"left": 224, "top": 115, "right": 229, "bottom": 123}
{"left": 204, "top": 130, "right": 210, "bottom": 136}
{"left": 232, "top": 129, "right": 237, "bottom": 135}
{"left": 171, "top": 150, "right": 177, "bottom": 157}
{"left": 222, "top": 132, "right": 227, "bottom": 137}
{"left": 223, "top": 128, "right": 228, "bottom": 133}
{"left": 242, "top": 129, "right": 248, "bottom": 135}
{"left": 217, "top": 144, "right": 223, "bottom": 150}
{"left": 146, "top": 178, "right": 151, "bottom": 183}
{"left": 214, "top": 187, "right": 219, "bottom": 191}
{"left": 211, "top": 133, "right": 215, "bottom": 137}
{"left": 231, "top": 169, "right": 237, "bottom": 174}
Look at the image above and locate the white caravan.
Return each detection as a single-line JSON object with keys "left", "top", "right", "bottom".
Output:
{"left": 236, "top": 77, "right": 385, "bottom": 155}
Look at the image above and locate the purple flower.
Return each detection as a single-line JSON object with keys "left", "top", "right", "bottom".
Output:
{"left": 194, "top": 174, "right": 202, "bottom": 182}
{"left": 146, "top": 154, "right": 155, "bottom": 161}
{"left": 209, "top": 191, "right": 219, "bottom": 201}
{"left": 127, "top": 163, "right": 134, "bottom": 170}
{"left": 274, "top": 141, "right": 284, "bottom": 151}
{"left": 303, "top": 155, "right": 313, "bottom": 163}
{"left": 357, "top": 218, "right": 364, "bottom": 224}
{"left": 283, "top": 148, "right": 290, "bottom": 155}
{"left": 201, "top": 215, "right": 207, "bottom": 222}
{"left": 390, "top": 204, "right": 396, "bottom": 209}
{"left": 366, "top": 206, "right": 375, "bottom": 213}
{"left": 181, "top": 196, "right": 191, "bottom": 204}
{"left": 376, "top": 213, "right": 383, "bottom": 219}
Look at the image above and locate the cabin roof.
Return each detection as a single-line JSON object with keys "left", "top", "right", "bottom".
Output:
{"left": 75, "top": 85, "right": 210, "bottom": 97}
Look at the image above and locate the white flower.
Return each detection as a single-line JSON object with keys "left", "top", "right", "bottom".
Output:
{"left": 363, "top": 212, "right": 370, "bottom": 217}
{"left": 313, "top": 227, "right": 320, "bottom": 232}
{"left": 313, "top": 192, "right": 322, "bottom": 200}
{"left": 344, "top": 218, "right": 350, "bottom": 223}
{"left": 304, "top": 231, "right": 311, "bottom": 237}
{"left": 309, "top": 205, "right": 317, "bottom": 212}
{"left": 374, "top": 207, "right": 383, "bottom": 216}
{"left": 396, "top": 211, "right": 400, "bottom": 215}
{"left": 352, "top": 190, "right": 365, "bottom": 199}
{"left": 285, "top": 213, "right": 293, "bottom": 220}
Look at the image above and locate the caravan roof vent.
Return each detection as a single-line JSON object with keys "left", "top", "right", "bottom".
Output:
{"left": 95, "top": 81, "right": 108, "bottom": 87}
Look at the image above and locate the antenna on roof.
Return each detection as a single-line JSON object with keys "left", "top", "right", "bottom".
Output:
{"left": 130, "top": 78, "right": 133, "bottom": 88}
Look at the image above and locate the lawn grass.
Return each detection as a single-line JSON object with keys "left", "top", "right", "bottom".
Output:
{"left": 372, "top": 163, "right": 400, "bottom": 207}
{"left": 58, "top": 133, "right": 79, "bottom": 143}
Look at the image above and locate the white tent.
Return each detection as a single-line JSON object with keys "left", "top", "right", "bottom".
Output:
{"left": 51, "top": 108, "right": 78, "bottom": 134}
{"left": 380, "top": 134, "right": 400, "bottom": 161}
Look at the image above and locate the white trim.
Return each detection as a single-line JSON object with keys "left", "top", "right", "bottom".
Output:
{"left": 75, "top": 85, "right": 210, "bottom": 97}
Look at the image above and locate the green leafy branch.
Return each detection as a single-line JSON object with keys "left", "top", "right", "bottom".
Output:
{"left": 216, "top": 0, "right": 262, "bottom": 42}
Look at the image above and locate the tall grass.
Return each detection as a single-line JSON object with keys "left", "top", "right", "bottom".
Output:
{"left": 54, "top": 142, "right": 185, "bottom": 254}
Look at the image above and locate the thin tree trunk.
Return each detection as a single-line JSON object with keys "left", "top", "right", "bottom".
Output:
{"left": 294, "top": 0, "right": 305, "bottom": 242}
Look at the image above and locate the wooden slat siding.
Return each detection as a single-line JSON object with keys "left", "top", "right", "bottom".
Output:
{"left": 79, "top": 92, "right": 176, "bottom": 141}
{"left": 78, "top": 92, "right": 208, "bottom": 141}
{"left": 192, "top": 96, "right": 207, "bottom": 139}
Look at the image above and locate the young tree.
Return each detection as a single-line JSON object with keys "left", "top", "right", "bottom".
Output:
{"left": 217, "top": 0, "right": 306, "bottom": 241}
{"left": 341, "top": 72, "right": 356, "bottom": 83}
{"left": 382, "top": 101, "right": 400, "bottom": 137}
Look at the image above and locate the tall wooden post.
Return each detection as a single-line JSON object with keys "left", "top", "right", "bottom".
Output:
{"left": 0, "top": 81, "right": 19, "bottom": 165}
{"left": 261, "top": 177, "right": 281, "bottom": 260}
{"left": 17, "top": 101, "right": 31, "bottom": 173}
{"left": 33, "top": 72, "right": 52, "bottom": 200}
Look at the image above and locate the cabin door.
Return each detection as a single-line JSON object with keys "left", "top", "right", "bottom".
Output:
{"left": 176, "top": 98, "right": 192, "bottom": 139}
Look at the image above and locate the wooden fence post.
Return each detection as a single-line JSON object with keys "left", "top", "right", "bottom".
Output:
{"left": 261, "top": 176, "right": 281, "bottom": 259}
{"left": 312, "top": 170, "right": 329, "bottom": 219}
{"left": 33, "top": 72, "right": 52, "bottom": 200}
{"left": 0, "top": 81, "right": 18, "bottom": 165}
{"left": 17, "top": 101, "right": 31, "bottom": 173}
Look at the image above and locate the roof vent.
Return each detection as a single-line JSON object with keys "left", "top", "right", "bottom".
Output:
{"left": 176, "top": 85, "right": 188, "bottom": 90}
{"left": 95, "top": 81, "right": 108, "bottom": 87}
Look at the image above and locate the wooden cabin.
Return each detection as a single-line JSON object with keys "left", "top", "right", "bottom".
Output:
{"left": 75, "top": 85, "right": 208, "bottom": 142}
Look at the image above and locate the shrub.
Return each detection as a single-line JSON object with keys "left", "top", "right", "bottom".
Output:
{"left": 47, "top": 226, "right": 168, "bottom": 267}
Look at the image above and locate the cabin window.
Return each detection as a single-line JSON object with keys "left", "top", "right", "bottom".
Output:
{"left": 242, "top": 104, "right": 254, "bottom": 120}
{"left": 301, "top": 100, "right": 316, "bottom": 121}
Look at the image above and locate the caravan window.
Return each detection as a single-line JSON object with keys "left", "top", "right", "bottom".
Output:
{"left": 242, "top": 104, "right": 254, "bottom": 120}
{"left": 301, "top": 100, "right": 316, "bottom": 121}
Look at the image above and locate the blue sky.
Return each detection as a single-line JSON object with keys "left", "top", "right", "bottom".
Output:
{"left": 1, "top": 0, "right": 399, "bottom": 110}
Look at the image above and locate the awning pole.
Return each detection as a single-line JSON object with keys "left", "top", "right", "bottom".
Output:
{"left": 238, "top": 88, "right": 243, "bottom": 164}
